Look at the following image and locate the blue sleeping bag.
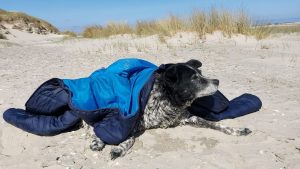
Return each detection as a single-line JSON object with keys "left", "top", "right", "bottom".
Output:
{"left": 4, "top": 58, "right": 157, "bottom": 144}
{"left": 3, "top": 58, "right": 262, "bottom": 145}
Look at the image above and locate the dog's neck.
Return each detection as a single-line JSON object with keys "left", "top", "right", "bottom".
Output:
{"left": 139, "top": 74, "right": 190, "bottom": 130}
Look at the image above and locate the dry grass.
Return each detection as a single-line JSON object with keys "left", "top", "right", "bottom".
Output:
{"left": 135, "top": 21, "right": 161, "bottom": 36}
{"left": 82, "top": 25, "right": 102, "bottom": 38}
{"left": 189, "top": 9, "right": 254, "bottom": 38}
{"left": 158, "top": 15, "right": 185, "bottom": 35}
{"left": 235, "top": 11, "right": 252, "bottom": 35}
{"left": 189, "top": 11, "right": 206, "bottom": 37}
{"left": 61, "top": 31, "right": 77, "bottom": 40}
{"left": 0, "top": 9, "right": 59, "bottom": 33}
{"left": 135, "top": 15, "right": 184, "bottom": 37}
{"left": 82, "top": 23, "right": 133, "bottom": 38}
{"left": 218, "top": 11, "right": 235, "bottom": 37}
{"left": 206, "top": 8, "right": 220, "bottom": 33}
{"left": 268, "top": 24, "right": 300, "bottom": 34}
{"left": 250, "top": 25, "right": 272, "bottom": 40}
{"left": 83, "top": 9, "right": 299, "bottom": 40}
{"left": 62, "top": 31, "right": 77, "bottom": 37}
{"left": 248, "top": 24, "right": 300, "bottom": 40}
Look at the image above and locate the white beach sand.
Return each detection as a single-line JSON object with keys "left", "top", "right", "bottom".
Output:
{"left": 0, "top": 28, "right": 300, "bottom": 169}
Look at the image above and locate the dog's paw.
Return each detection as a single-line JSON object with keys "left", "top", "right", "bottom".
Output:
{"left": 110, "top": 147, "right": 125, "bottom": 160}
{"left": 90, "top": 138, "right": 105, "bottom": 151}
{"left": 235, "top": 128, "right": 252, "bottom": 136}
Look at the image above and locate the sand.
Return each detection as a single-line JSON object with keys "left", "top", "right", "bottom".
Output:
{"left": 0, "top": 28, "right": 300, "bottom": 169}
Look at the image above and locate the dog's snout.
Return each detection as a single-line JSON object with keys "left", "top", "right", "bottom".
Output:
{"left": 212, "top": 79, "right": 219, "bottom": 86}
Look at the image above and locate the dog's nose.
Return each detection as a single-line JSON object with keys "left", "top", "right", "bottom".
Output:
{"left": 212, "top": 79, "right": 219, "bottom": 86}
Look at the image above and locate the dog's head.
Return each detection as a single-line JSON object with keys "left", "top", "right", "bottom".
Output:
{"left": 161, "top": 59, "right": 219, "bottom": 107}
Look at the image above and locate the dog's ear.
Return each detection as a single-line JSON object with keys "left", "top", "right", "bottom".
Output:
{"left": 163, "top": 65, "right": 178, "bottom": 85}
{"left": 186, "top": 59, "right": 202, "bottom": 68}
{"left": 157, "top": 63, "right": 174, "bottom": 73}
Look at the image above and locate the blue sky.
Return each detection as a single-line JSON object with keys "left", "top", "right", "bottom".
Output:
{"left": 1, "top": 0, "right": 300, "bottom": 32}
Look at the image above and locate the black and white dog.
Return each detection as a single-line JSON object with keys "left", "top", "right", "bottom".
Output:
{"left": 87, "top": 59, "right": 251, "bottom": 159}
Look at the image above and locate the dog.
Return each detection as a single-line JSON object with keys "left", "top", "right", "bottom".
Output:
{"left": 85, "top": 59, "right": 251, "bottom": 160}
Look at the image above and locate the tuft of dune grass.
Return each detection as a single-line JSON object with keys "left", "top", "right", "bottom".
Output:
{"left": 105, "top": 22, "right": 133, "bottom": 36}
{"left": 62, "top": 31, "right": 77, "bottom": 37}
{"left": 82, "top": 23, "right": 133, "bottom": 38}
{"left": 188, "top": 9, "right": 265, "bottom": 39}
{"left": 159, "top": 15, "right": 185, "bottom": 35}
{"left": 218, "top": 11, "right": 234, "bottom": 37}
{"left": 249, "top": 24, "right": 300, "bottom": 40}
{"left": 235, "top": 11, "right": 252, "bottom": 35}
{"left": 82, "top": 25, "right": 102, "bottom": 38}
{"left": 136, "top": 15, "right": 184, "bottom": 37}
{"left": 250, "top": 25, "right": 272, "bottom": 40}
{"left": 82, "top": 9, "right": 275, "bottom": 40}
{"left": 61, "top": 31, "right": 77, "bottom": 40}
{"left": 135, "top": 20, "right": 161, "bottom": 36}
{"left": 206, "top": 8, "right": 220, "bottom": 33}
{"left": 268, "top": 24, "right": 300, "bottom": 34}
{"left": 189, "top": 11, "right": 206, "bottom": 38}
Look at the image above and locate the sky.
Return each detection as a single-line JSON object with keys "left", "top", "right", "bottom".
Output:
{"left": 1, "top": 0, "right": 300, "bottom": 32}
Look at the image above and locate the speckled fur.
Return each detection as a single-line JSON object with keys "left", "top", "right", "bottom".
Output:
{"left": 139, "top": 75, "right": 191, "bottom": 130}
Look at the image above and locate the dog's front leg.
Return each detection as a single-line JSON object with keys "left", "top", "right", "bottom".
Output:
{"left": 180, "top": 116, "right": 252, "bottom": 136}
{"left": 90, "top": 134, "right": 106, "bottom": 151}
{"left": 84, "top": 123, "right": 106, "bottom": 151}
{"left": 110, "top": 136, "right": 135, "bottom": 160}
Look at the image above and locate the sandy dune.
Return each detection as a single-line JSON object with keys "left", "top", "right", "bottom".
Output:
{"left": 0, "top": 29, "right": 300, "bottom": 169}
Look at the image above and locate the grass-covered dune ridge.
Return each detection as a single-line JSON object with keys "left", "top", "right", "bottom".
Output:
{"left": 0, "top": 9, "right": 59, "bottom": 34}
{"left": 82, "top": 9, "right": 281, "bottom": 40}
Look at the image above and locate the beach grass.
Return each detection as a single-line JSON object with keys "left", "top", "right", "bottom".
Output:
{"left": 0, "top": 9, "right": 59, "bottom": 33}
{"left": 248, "top": 24, "right": 300, "bottom": 39}
{"left": 268, "top": 24, "right": 300, "bottom": 34}
{"left": 61, "top": 31, "right": 77, "bottom": 37}
{"left": 74, "top": 9, "right": 299, "bottom": 40}
{"left": 82, "top": 23, "right": 133, "bottom": 38}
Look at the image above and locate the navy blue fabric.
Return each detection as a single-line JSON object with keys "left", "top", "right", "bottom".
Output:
{"left": 3, "top": 109, "right": 80, "bottom": 135}
{"left": 189, "top": 93, "right": 262, "bottom": 121}
{"left": 188, "top": 90, "right": 229, "bottom": 117}
{"left": 3, "top": 78, "right": 81, "bottom": 136}
{"left": 25, "top": 78, "right": 70, "bottom": 115}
